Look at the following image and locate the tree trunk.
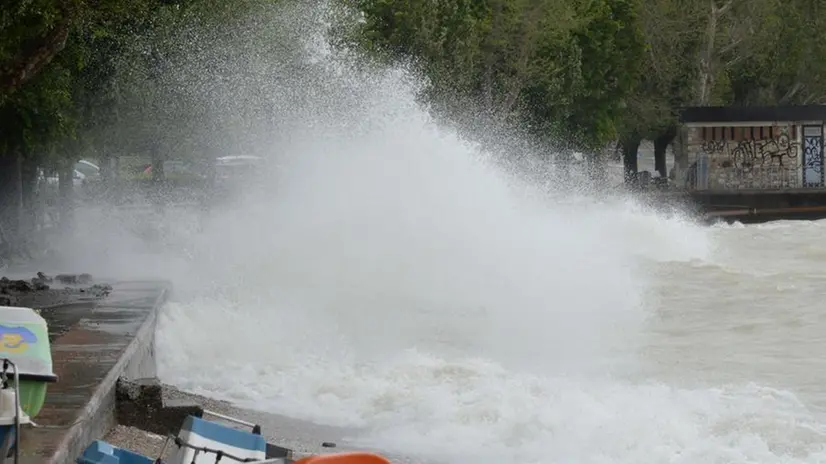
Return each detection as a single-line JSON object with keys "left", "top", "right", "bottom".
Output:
{"left": 697, "top": 0, "right": 733, "bottom": 105}
{"left": 151, "top": 150, "right": 165, "bottom": 183}
{"left": 621, "top": 137, "right": 641, "bottom": 185}
{"left": 673, "top": 126, "right": 690, "bottom": 184}
{"left": 697, "top": 3, "right": 716, "bottom": 104}
{"left": 0, "top": 152, "right": 23, "bottom": 245}
{"left": 653, "top": 129, "right": 676, "bottom": 178}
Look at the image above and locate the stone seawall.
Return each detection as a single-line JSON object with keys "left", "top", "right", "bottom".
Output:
{"left": 19, "top": 280, "right": 171, "bottom": 464}
{"left": 690, "top": 188, "right": 826, "bottom": 223}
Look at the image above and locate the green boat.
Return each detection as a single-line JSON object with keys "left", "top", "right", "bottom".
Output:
{"left": 0, "top": 306, "right": 57, "bottom": 418}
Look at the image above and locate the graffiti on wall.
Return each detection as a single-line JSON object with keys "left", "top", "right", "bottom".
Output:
{"left": 700, "top": 132, "right": 799, "bottom": 169}
{"left": 802, "top": 125, "right": 824, "bottom": 187}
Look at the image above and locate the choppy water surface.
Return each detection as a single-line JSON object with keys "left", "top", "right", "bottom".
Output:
{"left": 643, "top": 221, "right": 826, "bottom": 405}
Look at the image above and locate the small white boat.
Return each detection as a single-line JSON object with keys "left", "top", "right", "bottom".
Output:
{"left": 0, "top": 305, "right": 58, "bottom": 464}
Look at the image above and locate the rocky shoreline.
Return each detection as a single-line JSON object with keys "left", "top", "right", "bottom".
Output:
{"left": 0, "top": 272, "right": 114, "bottom": 341}
{"left": 0, "top": 272, "right": 112, "bottom": 308}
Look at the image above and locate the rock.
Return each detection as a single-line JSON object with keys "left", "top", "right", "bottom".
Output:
{"left": 32, "top": 272, "right": 52, "bottom": 291}
{"left": 1, "top": 280, "right": 32, "bottom": 293}
{"left": 89, "top": 284, "right": 113, "bottom": 298}
{"left": 116, "top": 377, "right": 204, "bottom": 437}
{"left": 268, "top": 442, "right": 294, "bottom": 459}
{"left": 35, "top": 272, "right": 53, "bottom": 284}
{"left": 0, "top": 273, "right": 111, "bottom": 309}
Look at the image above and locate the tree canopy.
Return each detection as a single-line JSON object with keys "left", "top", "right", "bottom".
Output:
{"left": 0, "top": 0, "right": 824, "bottom": 245}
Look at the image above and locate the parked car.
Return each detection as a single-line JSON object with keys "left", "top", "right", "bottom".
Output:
{"left": 213, "top": 155, "right": 263, "bottom": 181}
{"left": 74, "top": 160, "right": 100, "bottom": 179}
{"left": 38, "top": 159, "right": 101, "bottom": 188}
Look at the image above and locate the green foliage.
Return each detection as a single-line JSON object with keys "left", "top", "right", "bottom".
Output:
{"left": 557, "top": 0, "right": 646, "bottom": 148}
{"left": 725, "top": 0, "right": 826, "bottom": 105}
{"left": 0, "top": 0, "right": 170, "bottom": 166}
{"left": 0, "top": 0, "right": 67, "bottom": 64}
{"left": 0, "top": 58, "right": 72, "bottom": 154}
{"left": 615, "top": 0, "right": 702, "bottom": 140}
{"left": 350, "top": 0, "right": 826, "bottom": 153}
{"left": 2, "top": 0, "right": 826, "bottom": 180}
{"left": 348, "top": 0, "right": 646, "bottom": 150}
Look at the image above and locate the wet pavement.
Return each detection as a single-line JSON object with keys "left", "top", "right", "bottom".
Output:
{"left": 18, "top": 280, "right": 170, "bottom": 464}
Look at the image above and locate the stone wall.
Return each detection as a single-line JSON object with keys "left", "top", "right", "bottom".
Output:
{"left": 683, "top": 123, "right": 805, "bottom": 190}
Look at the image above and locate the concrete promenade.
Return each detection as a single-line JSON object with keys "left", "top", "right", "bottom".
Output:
{"left": 18, "top": 280, "right": 170, "bottom": 463}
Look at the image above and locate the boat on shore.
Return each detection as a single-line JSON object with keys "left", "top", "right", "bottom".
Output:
{"left": 76, "top": 408, "right": 391, "bottom": 464}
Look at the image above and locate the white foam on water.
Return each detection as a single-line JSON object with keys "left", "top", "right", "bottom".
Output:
{"left": 148, "top": 4, "right": 826, "bottom": 463}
